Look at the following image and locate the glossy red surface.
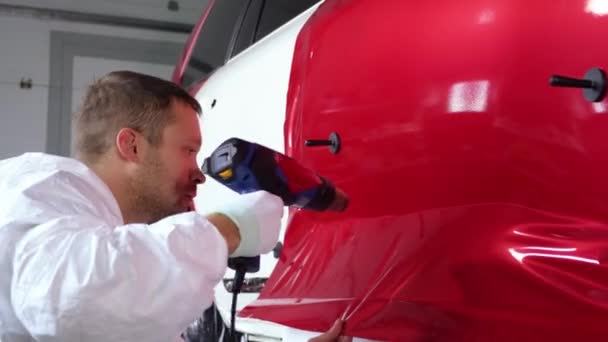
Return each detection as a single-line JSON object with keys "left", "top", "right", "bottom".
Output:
{"left": 274, "top": 154, "right": 324, "bottom": 194}
{"left": 240, "top": 0, "right": 608, "bottom": 340}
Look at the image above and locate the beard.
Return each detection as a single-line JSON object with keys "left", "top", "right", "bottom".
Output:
{"left": 130, "top": 152, "right": 184, "bottom": 224}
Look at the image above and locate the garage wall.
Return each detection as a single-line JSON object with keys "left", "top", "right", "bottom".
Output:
{"left": 0, "top": 0, "right": 207, "bottom": 25}
{"left": 0, "top": 14, "right": 190, "bottom": 159}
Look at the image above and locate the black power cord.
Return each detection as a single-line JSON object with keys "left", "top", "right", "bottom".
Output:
{"left": 227, "top": 256, "right": 260, "bottom": 342}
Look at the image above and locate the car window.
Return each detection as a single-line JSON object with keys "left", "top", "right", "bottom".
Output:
{"left": 254, "top": 0, "right": 321, "bottom": 42}
{"left": 182, "top": 0, "right": 322, "bottom": 88}
{"left": 182, "top": 0, "right": 248, "bottom": 89}
{"left": 230, "top": 0, "right": 264, "bottom": 58}
{"left": 231, "top": 0, "right": 321, "bottom": 58}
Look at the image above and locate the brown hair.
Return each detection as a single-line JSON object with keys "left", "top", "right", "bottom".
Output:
{"left": 73, "top": 70, "right": 201, "bottom": 163}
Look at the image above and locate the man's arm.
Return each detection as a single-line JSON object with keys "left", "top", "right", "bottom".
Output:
{"left": 205, "top": 213, "right": 240, "bottom": 254}
{"left": 11, "top": 212, "right": 228, "bottom": 341}
{"left": 10, "top": 190, "right": 283, "bottom": 341}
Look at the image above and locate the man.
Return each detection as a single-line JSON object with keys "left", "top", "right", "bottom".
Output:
{"left": 0, "top": 71, "right": 348, "bottom": 341}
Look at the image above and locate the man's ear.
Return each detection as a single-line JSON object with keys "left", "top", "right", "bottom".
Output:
{"left": 116, "top": 128, "right": 141, "bottom": 162}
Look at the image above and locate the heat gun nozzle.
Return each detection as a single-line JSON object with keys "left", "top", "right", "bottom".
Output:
{"left": 328, "top": 187, "right": 349, "bottom": 212}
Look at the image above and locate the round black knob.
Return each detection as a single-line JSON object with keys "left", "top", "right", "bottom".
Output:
{"left": 549, "top": 76, "right": 594, "bottom": 89}
{"left": 549, "top": 67, "right": 607, "bottom": 102}
{"left": 273, "top": 242, "right": 283, "bottom": 259}
{"left": 304, "top": 132, "right": 341, "bottom": 154}
{"left": 304, "top": 139, "right": 332, "bottom": 146}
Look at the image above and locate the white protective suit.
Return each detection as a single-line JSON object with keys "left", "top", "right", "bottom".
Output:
{"left": 0, "top": 153, "right": 282, "bottom": 342}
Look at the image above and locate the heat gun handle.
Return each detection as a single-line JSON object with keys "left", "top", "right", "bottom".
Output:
{"left": 227, "top": 256, "right": 260, "bottom": 275}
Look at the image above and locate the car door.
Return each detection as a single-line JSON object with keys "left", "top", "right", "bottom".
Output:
{"left": 176, "top": 0, "right": 324, "bottom": 340}
{"left": 244, "top": 0, "right": 608, "bottom": 340}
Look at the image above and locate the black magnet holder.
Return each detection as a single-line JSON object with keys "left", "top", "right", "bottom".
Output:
{"left": 304, "top": 132, "right": 341, "bottom": 154}
{"left": 550, "top": 67, "right": 607, "bottom": 102}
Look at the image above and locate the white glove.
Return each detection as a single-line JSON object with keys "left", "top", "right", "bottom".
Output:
{"left": 211, "top": 191, "right": 284, "bottom": 257}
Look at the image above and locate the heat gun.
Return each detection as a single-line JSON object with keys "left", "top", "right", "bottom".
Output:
{"left": 201, "top": 137, "right": 349, "bottom": 212}
{"left": 200, "top": 137, "right": 348, "bottom": 341}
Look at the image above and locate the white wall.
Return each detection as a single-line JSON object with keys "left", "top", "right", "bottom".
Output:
{"left": 0, "top": 14, "right": 188, "bottom": 159}
{"left": 0, "top": 0, "right": 207, "bottom": 25}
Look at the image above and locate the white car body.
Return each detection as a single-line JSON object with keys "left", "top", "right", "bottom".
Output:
{"left": 189, "top": 1, "right": 377, "bottom": 340}
{"left": 192, "top": 3, "right": 321, "bottom": 341}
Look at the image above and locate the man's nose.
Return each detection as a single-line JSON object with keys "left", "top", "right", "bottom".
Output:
{"left": 191, "top": 167, "right": 206, "bottom": 184}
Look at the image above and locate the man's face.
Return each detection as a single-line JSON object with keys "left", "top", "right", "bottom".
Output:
{"left": 132, "top": 100, "right": 204, "bottom": 223}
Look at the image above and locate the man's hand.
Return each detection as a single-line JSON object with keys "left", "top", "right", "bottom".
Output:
{"left": 204, "top": 191, "right": 284, "bottom": 257}
{"left": 308, "top": 319, "right": 352, "bottom": 342}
